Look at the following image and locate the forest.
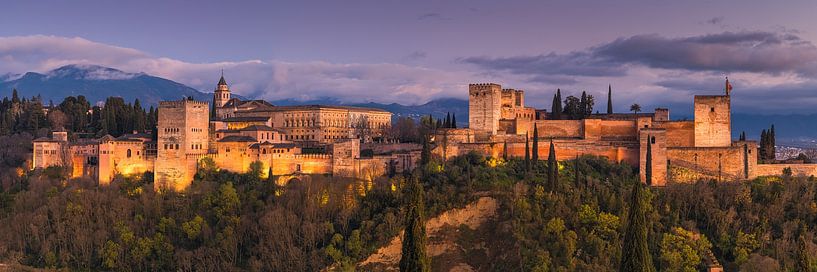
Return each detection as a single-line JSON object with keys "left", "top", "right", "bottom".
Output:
{"left": 0, "top": 91, "right": 815, "bottom": 271}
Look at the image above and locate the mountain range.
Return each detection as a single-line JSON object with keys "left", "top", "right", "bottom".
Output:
{"left": 1, "top": 65, "right": 816, "bottom": 143}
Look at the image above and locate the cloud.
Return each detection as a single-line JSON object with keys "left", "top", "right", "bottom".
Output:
{"left": 417, "top": 12, "right": 449, "bottom": 21}
{"left": 704, "top": 16, "right": 724, "bottom": 26}
{"left": 463, "top": 31, "right": 817, "bottom": 78}
{"left": 0, "top": 35, "right": 469, "bottom": 105}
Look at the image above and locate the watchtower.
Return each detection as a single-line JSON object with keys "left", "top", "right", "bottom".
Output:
{"left": 155, "top": 98, "right": 210, "bottom": 191}
{"left": 468, "top": 83, "right": 502, "bottom": 134}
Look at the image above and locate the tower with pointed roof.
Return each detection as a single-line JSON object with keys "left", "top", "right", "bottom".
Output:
{"left": 214, "top": 72, "right": 230, "bottom": 109}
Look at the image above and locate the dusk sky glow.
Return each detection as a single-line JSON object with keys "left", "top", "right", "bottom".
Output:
{"left": 2, "top": 0, "right": 817, "bottom": 115}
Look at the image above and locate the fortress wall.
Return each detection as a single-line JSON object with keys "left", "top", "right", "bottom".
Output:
{"left": 667, "top": 146, "right": 746, "bottom": 182}
{"left": 534, "top": 120, "right": 583, "bottom": 138}
{"left": 598, "top": 120, "right": 636, "bottom": 139}
{"left": 469, "top": 84, "right": 502, "bottom": 134}
{"left": 464, "top": 140, "right": 639, "bottom": 166}
{"left": 215, "top": 142, "right": 253, "bottom": 174}
{"left": 658, "top": 121, "right": 695, "bottom": 147}
{"left": 754, "top": 164, "right": 817, "bottom": 177}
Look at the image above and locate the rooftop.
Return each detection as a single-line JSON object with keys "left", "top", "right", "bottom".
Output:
{"left": 218, "top": 135, "right": 257, "bottom": 142}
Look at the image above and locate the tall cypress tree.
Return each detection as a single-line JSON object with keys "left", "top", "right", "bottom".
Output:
{"left": 551, "top": 93, "right": 559, "bottom": 120}
{"left": 547, "top": 139, "right": 557, "bottom": 191}
{"left": 607, "top": 84, "right": 613, "bottom": 114}
{"left": 532, "top": 126, "right": 539, "bottom": 162}
{"left": 645, "top": 136, "right": 652, "bottom": 186}
{"left": 524, "top": 133, "right": 531, "bottom": 172}
{"left": 743, "top": 143, "right": 749, "bottom": 179}
{"left": 760, "top": 129, "right": 768, "bottom": 161}
{"left": 420, "top": 136, "right": 431, "bottom": 165}
{"left": 400, "top": 177, "right": 430, "bottom": 272}
{"left": 770, "top": 124, "right": 776, "bottom": 160}
{"left": 580, "top": 91, "right": 588, "bottom": 119}
{"left": 451, "top": 113, "right": 457, "bottom": 128}
{"left": 556, "top": 89, "right": 563, "bottom": 119}
{"left": 620, "top": 181, "right": 654, "bottom": 272}
{"left": 444, "top": 112, "right": 451, "bottom": 128}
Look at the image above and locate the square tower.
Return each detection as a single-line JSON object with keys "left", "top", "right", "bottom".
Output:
{"left": 155, "top": 99, "right": 210, "bottom": 191}
{"left": 694, "top": 95, "right": 731, "bottom": 147}
{"left": 469, "top": 83, "right": 502, "bottom": 134}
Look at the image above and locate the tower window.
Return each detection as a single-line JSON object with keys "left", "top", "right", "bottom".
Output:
{"left": 710, "top": 107, "right": 715, "bottom": 112}
{"left": 127, "top": 149, "right": 132, "bottom": 158}
{"left": 651, "top": 136, "right": 656, "bottom": 144}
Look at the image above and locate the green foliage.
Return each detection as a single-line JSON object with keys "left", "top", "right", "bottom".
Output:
{"left": 659, "top": 227, "right": 711, "bottom": 272}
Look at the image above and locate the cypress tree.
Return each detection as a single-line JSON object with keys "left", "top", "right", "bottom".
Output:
{"left": 645, "top": 136, "right": 652, "bottom": 186}
{"left": 607, "top": 84, "right": 613, "bottom": 114}
{"left": 503, "top": 140, "right": 508, "bottom": 161}
{"left": 399, "top": 177, "right": 430, "bottom": 272}
{"left": 435, "top": 119, "right": 442, "bottom": 129}
{"left": 547, "top": 139, "right": 557, "bottom": 191}
{"left": 524, "top": 133, "right": 531, "bottom": 172}
{"left": 760, "top": 130, "right": 767, "bottom": 161}
{"left": 420, "top": 136, "right": 431, "bottom": 165}
{"left": 11, "top": 89, "right": 20, "bottom": 104}
{"left": 620, "top": 181, "right": 654, "bottom": 272}
{"left": 444, "top": 112, "right": 451, "bottom": 128}
{"left": 451, "top": 113, "right": 457, "bottom": 128}
{"left": 770, "top": 124, "right": 776, "bottom": 160}
{"left": 580, "top": 91, "right": 588, "bottom": 119}
{"left": 795, "top": 225, "right": 811, "bottom": 272}
{"left": 556, "top": 89, "right": 563, "bottom": 119}
{"left": 532, "top": 126, "right": 539, "bottom": 162}
{"left": 551, "top": 93, "right": 559, "bottom": 120}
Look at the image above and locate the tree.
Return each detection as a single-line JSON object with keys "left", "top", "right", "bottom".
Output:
{"left": 645, "top": 135, "right": 652, "bottom": 186}
{"left": 503, "top": 140, "right": 508, "bottom": 161}
{"left": 630, "top": 104, "right": 641, "bottom": 115}
{"left": 620, "top": 182, "right": 654, "bottom": 272}
{"left": 420, "top": 136, "right": 431, "bottom": 165}
{"left": 444, "top": 112, "right": 451, "bottom": 128}
{"left": 525, "top": 133, "right": 531, "bottom": 172}
{"left": 607, "top": 84, "right": 613, "bottom": 114}
{"left": 563, "top": 95, "right": 582, "bottom": 120}
{"left": 551, "top": 89, "right": 563, "bottom": 120}
{"left": 659, "top": 227, "right": 712, "bottom": 272}
{"left": 580, "top": 91, "right": 588, "bottom": 119}
{"left": 532, "top": 126, "right": 539, "bottom": 162}
{"left": 547, "top": 139, "right": 557, "bottom": 191}
{"left": 451, "top": 113, "right": 457, "bottom": 128}
{"left": 400, "top": 178, "right": 430, "bottom": 272}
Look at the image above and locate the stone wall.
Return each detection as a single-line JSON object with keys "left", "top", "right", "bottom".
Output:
{"left": 155, "top": 99, "right": 210, "bottom": 191}
{"left": 657, "top": 121, "right": 694, "bottom": 147}
{"left": 667, "top": 145, "right": 748, "bottom": 182}
{"left": 534, "top": 120, "right": 584, "bottom": 138}
{"left": 754, "top": 164, "right": 817, "bottom": 177}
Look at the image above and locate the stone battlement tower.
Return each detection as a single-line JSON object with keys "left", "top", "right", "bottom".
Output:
{"left": 155, "top": 98, "right": 210, "bottom": 191}
{"left": 693, "top": 95, "right": 731, "bottom": 147}
{"left": 469, "top": 83, "right": 502, "bottom": 134}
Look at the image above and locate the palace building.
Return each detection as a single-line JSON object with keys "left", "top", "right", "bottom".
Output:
{"left": 434, "top": 80, "right": 817, "bottom": 185}
{"left": 32, "top": 76, "right": 417, "bottom": 192}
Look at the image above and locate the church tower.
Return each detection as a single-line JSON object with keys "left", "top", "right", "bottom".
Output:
{"left": 213, "top": 73, "right": 230, "bottom": 108}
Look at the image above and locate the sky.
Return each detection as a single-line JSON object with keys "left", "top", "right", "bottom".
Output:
{"left": 2, "top": 0, "right": 817, "bottom": 115}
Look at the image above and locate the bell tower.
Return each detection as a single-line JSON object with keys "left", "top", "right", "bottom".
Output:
{"left": 213, "top": 72, "right": 230, "bottom": 108}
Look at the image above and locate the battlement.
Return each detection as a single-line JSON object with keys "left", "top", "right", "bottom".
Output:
{"left": 469, "top": 83, "right": 501, "bottom": 87}
{"left": 159, "top": 99, "right": 210, "bottom": 108}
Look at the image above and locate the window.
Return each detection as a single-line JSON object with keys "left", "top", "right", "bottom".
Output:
{"left": 710, "top": 107, "right": 715, "bottom": 112}
{"left": 175, "top": 144, "right": 179, "bottom": 149}
{"left": 127, "top": 149, "right": 132, "bottom": 158}
{"left": 651, "top": 136, "right": 656, "bottom": 144}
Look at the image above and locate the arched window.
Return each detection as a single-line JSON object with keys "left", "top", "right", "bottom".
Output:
{"left": 262, "top": 149, "right": 267, "bottom": 154}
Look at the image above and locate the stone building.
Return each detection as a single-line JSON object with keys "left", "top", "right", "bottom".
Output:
{"left": 31, "top": 75, "right": 417, "bottom": 192}
{"left": 437, "top": 80, "right": 817, "bottom": 185}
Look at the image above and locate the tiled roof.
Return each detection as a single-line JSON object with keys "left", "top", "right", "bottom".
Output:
{"left": 218, "top": 135, "right": 257, "bottom": 142}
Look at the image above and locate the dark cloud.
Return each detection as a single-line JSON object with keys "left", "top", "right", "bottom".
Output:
{"left": 417, "top": 13, "right": 449, "bottom": 21}
{"left": 526, "top": 74, "right": 579, "bottom": 85}
{"left": 460, "top": 51, "right": 627, "bottom": 77}
{"left": 705, "top": 16, "right": 724, "bottom": 25}
{"left": 405, "top": 51, "right": 427, "bottom": 60}
{"left": 462, "top": 31, "right": 817, "bottom": 77}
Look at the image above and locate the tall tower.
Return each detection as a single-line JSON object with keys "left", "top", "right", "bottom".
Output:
{"left": 154, "top": 98, "right": 210, "bottom": 192}
{"left": 468, "top": 83, "right": 502, "bottom": 134}
{"left": 213, "top": 73, "right": 230, "bottom": 108}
